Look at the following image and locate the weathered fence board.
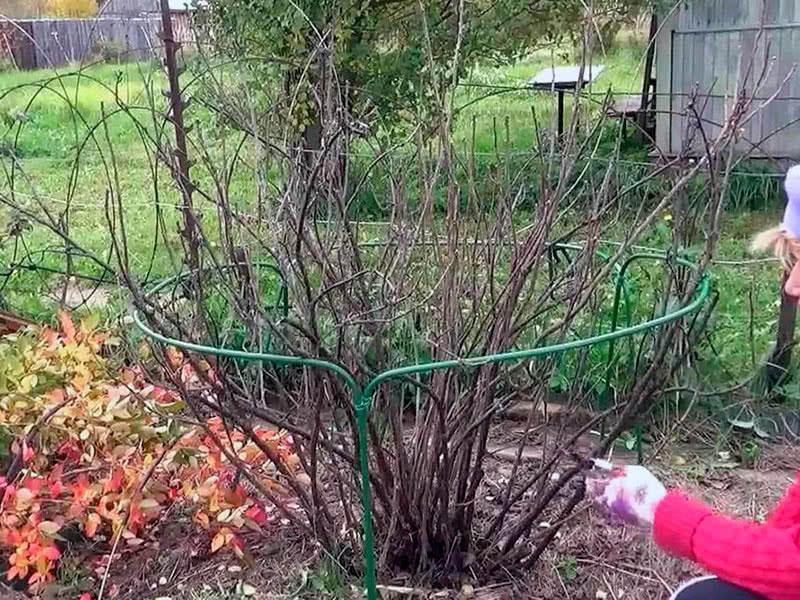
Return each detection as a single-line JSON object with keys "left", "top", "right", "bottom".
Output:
{"left": 0, "top": 20, "right": 35, "bottom": 69}
{"left": 32, "top": 18, "right": 160, "bottom": 69}
{"left": 1, "top": 17, "right": 164, "bottom": 70}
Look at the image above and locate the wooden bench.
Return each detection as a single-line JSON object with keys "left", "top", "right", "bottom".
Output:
{"left": 606, "top": 78, "right": 657, "bottom": 141}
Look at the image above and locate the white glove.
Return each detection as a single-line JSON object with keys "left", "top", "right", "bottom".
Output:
{"left": 587, "top": 460, "right": 667, "bottom": 527}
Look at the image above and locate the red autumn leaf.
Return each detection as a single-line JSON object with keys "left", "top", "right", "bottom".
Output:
{"left": 223, "top": 484, "right": 247, "bottom": 508}
{"left": 57, "top": 440, "right": 82, "bottom": 462}
{"left": 42, "top": 327, "right": 58, "bottom": 347}
{"left": 79, "top": 594, "right": 92, "bottom": 600}
{"left": 244, "top": 505, "right": 268, "bottom": 525}
{"left": 148, "top": 385, "right": 180, "bottom": 404}
{"left": 230, "top": 534, "right": 245, "bottom": 558}
{"left": 20, "top": 476, "right": 43, "bottom": 495}
{"left": 48, "top": 463, "right": 64, "bottom": 484}
{"left": 41, "top": 545, "right": 61, "bottom": 561}
{"left": 58, "top": 311, "right": 76, "bottom": 341}
{"left": 2, "top": 484, "right": 16, "bottom": 507}
{"left": 21, "top": 441, "right": 34, "bottom": 464}
{"left": 70, "top": 475, "right": 92, "bottom": 502}
{"left": 49, "top": 479, "right": 64, "bottom": 498}
{"left": 207, "top": 451, "right": 222, "bottom": 470}
{"left": 127, "top": 502, "right": 145, "bottom": 532}
{"left": 104, "top": 468, "right": 124, "bottom": 494}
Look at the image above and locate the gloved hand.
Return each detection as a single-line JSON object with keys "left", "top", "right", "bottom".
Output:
{"left": 587, "top": 459, "right": 667, "bottom": 527}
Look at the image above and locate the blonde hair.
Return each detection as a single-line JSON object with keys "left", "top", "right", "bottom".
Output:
{"left": 751, "top": 227, "right": 800, "bottom": 271}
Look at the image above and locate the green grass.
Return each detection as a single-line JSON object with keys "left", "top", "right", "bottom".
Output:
{"left": 0, "top": 46, "right": 791, "bottom": 389}
{"left": 0, "top": 61, "right": 260, "bottom": 319}
{"left": 0, "top": 62, "right": 163, "bottom": 158}
{"left": 454, "top": 43, "right": 649, "bottom": 152}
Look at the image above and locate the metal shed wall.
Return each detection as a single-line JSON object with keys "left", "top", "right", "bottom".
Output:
{"left": 655, "top": 0, "right": 800, "bottom": 158}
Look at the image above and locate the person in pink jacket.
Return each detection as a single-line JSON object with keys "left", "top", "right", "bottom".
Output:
{"left": 589, "top": 461, "right": 800, "bottom": 599}
{"left": 588, "top": 166, "right": 800, "bottom": 600}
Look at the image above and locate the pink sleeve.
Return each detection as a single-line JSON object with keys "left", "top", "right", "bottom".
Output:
{"left": 767, "top": 471, "right": 800, "bottom": 528}
{"left": 654, "top": 492, "right": 800, "bottom": 600}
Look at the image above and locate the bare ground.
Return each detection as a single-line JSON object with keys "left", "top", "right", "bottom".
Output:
{"left": 3, "top": 435, "right": 794, "bottom": 600}
{"left": 166, "top": 442, "right": 796, "bottom": 600}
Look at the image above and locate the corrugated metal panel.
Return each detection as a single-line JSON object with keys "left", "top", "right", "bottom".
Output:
{"left": 656, "top": 0, "right": 800, "bottom": 159}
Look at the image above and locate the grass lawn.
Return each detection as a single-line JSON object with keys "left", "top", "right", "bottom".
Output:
{"left": 0, "top": 60, "right": 262, "bottom": 317}
{"left": 0, "top": 46, "right": 791, "bottom": 385}
{"left": 455, "top": 43, "right": 650, "bottom": 152}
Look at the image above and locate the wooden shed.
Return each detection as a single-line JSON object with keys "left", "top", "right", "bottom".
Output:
{"left": 655, "top": 0, "right": 800, "bottom": 159}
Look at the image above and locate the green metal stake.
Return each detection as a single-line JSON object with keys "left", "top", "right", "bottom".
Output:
{"left": 355, "top": 403, "right": 378, "bottom": 600}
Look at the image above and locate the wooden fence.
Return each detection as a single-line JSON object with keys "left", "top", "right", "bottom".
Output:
{"left": 0, "top": 16, "right": 194, "bottom": 70}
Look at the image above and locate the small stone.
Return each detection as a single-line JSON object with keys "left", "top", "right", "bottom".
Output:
{"left": 228, "top": 565, "right": 242, "bottom": 573}
{"left": 158, "top": 577, "right": 167, "bottom": 586}
{"left": 461, "top": 584, "right": 475, "bottom": 598}
{"left": 596, "top": 590, "right": 608, "bottom": 600}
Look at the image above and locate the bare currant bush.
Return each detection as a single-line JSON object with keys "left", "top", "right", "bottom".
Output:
{"left": 0, "top": 4, "right": 788, "bottom": 590}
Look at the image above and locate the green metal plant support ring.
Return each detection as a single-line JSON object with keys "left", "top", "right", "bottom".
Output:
{"left": 132, "top": 247, "right": 712, "bottom": 600}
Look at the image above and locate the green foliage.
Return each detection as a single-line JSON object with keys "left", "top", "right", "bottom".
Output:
{"left": 297, "top": 557, "right": 350, "bottom": 598}
{"left": 200, "top": 0, "right": 655, "bottom": 130}
{"left": 557, "top": 555, "right": 579, "bottom": 582}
